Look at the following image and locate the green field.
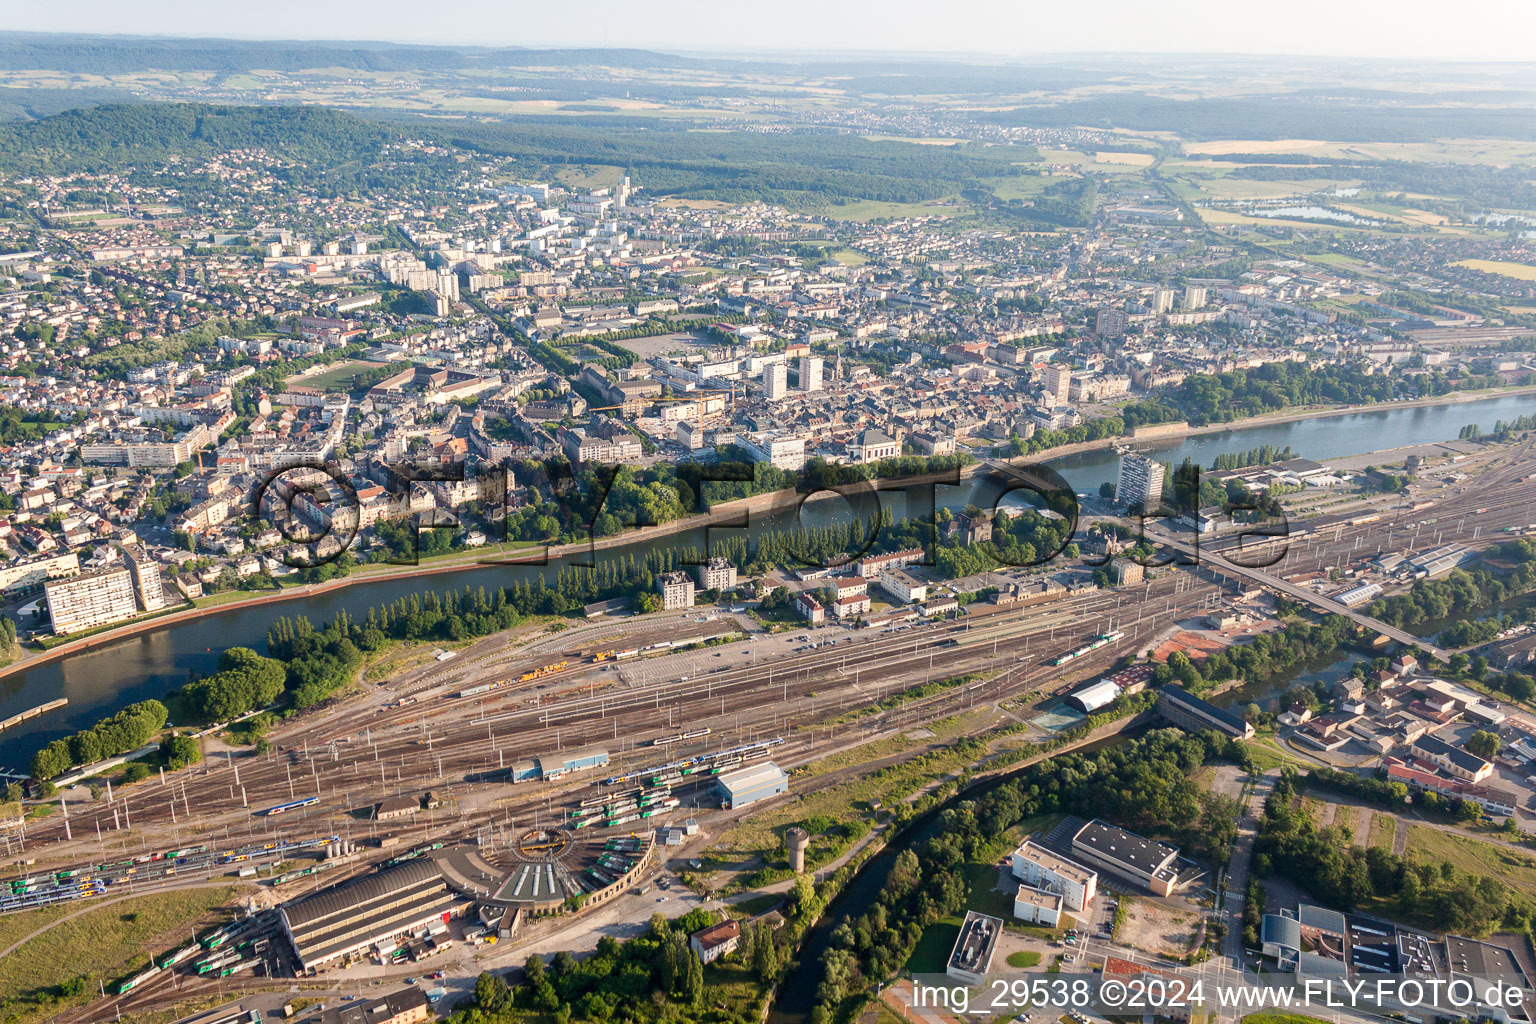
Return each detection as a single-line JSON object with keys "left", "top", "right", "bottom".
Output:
{"left": 1368, "top": 813, "right": 1399, "bottom": 850}
{"left": 1405, "top": 825, "right": 1536, "bottom": 896}
{"left": 285, "top": 359, "right": 393, "bottom": 392}
{"left": 0, "top": 886, "right": 241, "bottom": 1024}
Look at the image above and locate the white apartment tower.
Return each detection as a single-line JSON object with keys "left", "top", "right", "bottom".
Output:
{"left": 798, "top": 355, "right": 824, "bottom": 393}
{"left": 1042, "top": 364, "right": 1071, "bottom": 406}
{"left": 764, "top": 362, "right": 788, "bottom": 401}
{"left": 1115, "top": 453, "right": 1165, "bottom": 514}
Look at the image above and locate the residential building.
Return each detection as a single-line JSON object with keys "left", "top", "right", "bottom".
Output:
{"left": 764, "top": 362, "right": 788, "bottom": 401}
{"left": 44, "top": 567, "right": 138, "bottom": 635}
{"left": 1010, "top": 839, "right": 1098, "bottom": 912}
{"left": 1043, "top": 364, "right": 1071, "bottom": 405}
{"left": 695, "top": 557, "right": 737, "bottom": 591}
{"left": 879, "top": 568, "right": 927, "bottom": 604}
{"left": 657, "top": 571, "right": 696, "bottom": 610}
{"left": 1115, "top": 452, "right": 1164, "bottom": 513}
{"left": 689, "top": 920, "right": 741, "bottom": 965}
{"left": 798, "top": 355, "right": 823, "bottom": 393}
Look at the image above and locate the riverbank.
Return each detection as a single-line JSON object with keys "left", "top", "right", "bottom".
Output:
{"left": 4, "top": 382, "right": 1532, "bottom": 686}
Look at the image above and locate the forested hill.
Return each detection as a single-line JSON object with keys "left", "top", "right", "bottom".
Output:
{"left": 0, "top": 36, "right": 707, "bottom": 75}
{"left": 0, "top": 101, "right": 1060, "bottom": 214}
{"left": 0, "top": 103, "right": 400, "bottom": 176}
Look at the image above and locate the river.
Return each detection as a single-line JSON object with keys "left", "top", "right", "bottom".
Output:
{"left": 1, "top": 391, "right": 1533, "bottom": 771}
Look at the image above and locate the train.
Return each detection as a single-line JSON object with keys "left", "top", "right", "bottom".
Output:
{"left": 602, "top": 736, "right": 784, "bottom": 787}
{"left": 271, "top": 862, "right": 336, "bottom": 886}
{"left": 156, "top": 942, "right": 203, "bottom": 970}
{"left": 590, "top": 649, "right": 617, "bottom": 662}
{"left": 1050, "top": 631, "right": 1125, "bottom": 667}
{"left": 517, "top": 661, "right": 568, "bottom": 683}
{"left": 117, "top": 965, "right": 161, "bottom": 995}
{"left": 261, "top": 796, "right": 320, "bottom": 817}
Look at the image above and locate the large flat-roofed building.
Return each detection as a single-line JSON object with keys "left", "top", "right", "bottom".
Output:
{"left": 1010, "top": 840, "right": 1097, "bottom": 912}
{"left": 1070, "top": 820, "right": 1180, "bottom": 896}
{"left": 717, "top": 761, "right": 787, "bottom": 809}
{"left": 318, "top": 986, "right": 431, "bottom": 1024}
{"left": 1158, "top": 684, "right": 1255, "bottom": 740}
{"left": 947, "top": 911, "right": 1002, "bottom": 985}
{"left": 536, "top": 746, "right": 609, "bottom": 780}
{"left": 279, "top": 860, "right": 457, "bottom": 972}
{"left": 43, "top": 566, "right": 138, "bottom": 635}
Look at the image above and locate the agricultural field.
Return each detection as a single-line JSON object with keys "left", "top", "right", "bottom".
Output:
{"left": 1456, "top": 259, "right": 1536, "bottom": 282}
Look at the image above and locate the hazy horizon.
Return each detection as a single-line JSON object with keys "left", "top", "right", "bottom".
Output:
{"left": 4, "top": 0, "right": 1536, "bottom": 63}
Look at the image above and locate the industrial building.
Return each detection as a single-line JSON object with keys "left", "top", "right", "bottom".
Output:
{"left": 1009, "top": 839, "right": 1097, "bottom": 912}
{"left": 279, "top": 860, "right": 458, "bottom": 972}
{"left": 536, "top": 746, "right": 610, "bottom": 780}
{"left": 1158, "top": 684, "right": 1255, "bottom": 740}
{"left": 1066, "top": 678, "right": 1121, "bottom": 713}
{"left": 1069, "top": 820, "right": 1180, "bottom": 896}
{"left": 716, "top": 761, "right": 788, "bottom": 809}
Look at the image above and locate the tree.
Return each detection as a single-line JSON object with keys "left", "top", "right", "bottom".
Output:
{"left": 161, "top": 733, "right": 201, "bottom": 770}
{"left": 752, "top": 922, "right": 778, "bottom": 981}
{"left": 475, "top": 970, "right": 511, "bottom": 1013}
{"left": 682, "top": 949, "right": 704, "bottom": 1006}
{"left": 1467, "top": 730, "right": 1500, "bottom": 760}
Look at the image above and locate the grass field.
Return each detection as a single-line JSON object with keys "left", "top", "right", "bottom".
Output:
{"left": 1404, "top": 825, "right": 1536, "bottom": 896}
{"left": 1369, "top": 813, "right": 1399, "bottom": 850}
{"left": 0, "top": 886, "right": 240, "bottom": 1024}
{"left": 1455, "top": 259, "right": 1536, "bottom": 282}
{"left": 284, "top": 359, "right": 392, "bottom": 391}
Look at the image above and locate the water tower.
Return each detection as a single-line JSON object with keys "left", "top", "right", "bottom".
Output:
{"left": 785, "top": 827, "right": 811, "bottom": 873}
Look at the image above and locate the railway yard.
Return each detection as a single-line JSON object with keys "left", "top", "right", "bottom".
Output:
{"left": 2, "top": 437, "right": 1535, "bottom": 1023}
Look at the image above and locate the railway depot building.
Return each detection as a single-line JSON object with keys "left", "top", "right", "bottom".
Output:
{"left": 716, "top": 762, "right": 788, "bottom": 809}
{"left": 1069, "top": 820, "right": 1181, "bottom": 896}
{"left": 280, "top": 860, "right": 460, "bottom": 972}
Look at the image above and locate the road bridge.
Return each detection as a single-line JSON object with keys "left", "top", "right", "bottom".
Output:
{"left": 980, "top": 459, "right": 1448, "bottom": 661}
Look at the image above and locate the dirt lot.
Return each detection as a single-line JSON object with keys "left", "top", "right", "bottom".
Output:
{"left": 1114, "top": 897, "right": 1203, "bottom": 958}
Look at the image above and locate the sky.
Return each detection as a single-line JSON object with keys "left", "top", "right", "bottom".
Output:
{"left": 6, "top": 0, "right": 1536, "bottom": 61}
